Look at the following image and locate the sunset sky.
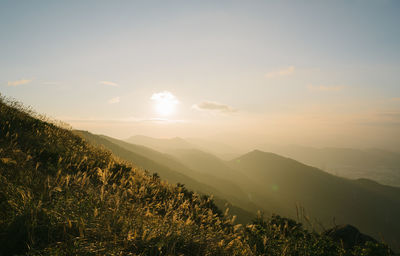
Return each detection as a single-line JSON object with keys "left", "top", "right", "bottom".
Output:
{"left": 1, "top": 1, "right": 400, "bottom": 151}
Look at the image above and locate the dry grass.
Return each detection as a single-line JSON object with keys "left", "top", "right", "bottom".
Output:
{"left": 0, "top": 95, "right": 395, "bottom": 256}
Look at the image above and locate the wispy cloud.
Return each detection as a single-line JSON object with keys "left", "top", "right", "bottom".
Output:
{"left": 192, "top": 101, "right": 237, "bottom": 113}
{"left": 265, "top": 66, "right": 295, "bottom": 78}
{"left": 307, "top": 84, "right": 344, "bottom": 92}
{"left": 108, "top": 96, "right": 120, "bottom": 104}
{"left": 150, "top": 91, "right": 179, "bottom": 104}
{"left": 100, "top": 81, "right": 119, "bottom": 87}
{"left": 8, "top": 79, "right": 32, "bottom": 86}
{"left": 391, "top": 97, "right": 400, "bottom": 102}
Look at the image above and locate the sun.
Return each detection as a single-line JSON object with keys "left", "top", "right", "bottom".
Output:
{"left": 151, "top": 91, "right": 179, "bottom": 116}
{"left": 155, "top": 99, "right": 175, "bottom": 116}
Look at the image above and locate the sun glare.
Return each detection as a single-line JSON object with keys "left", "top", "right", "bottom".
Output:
{"left": 151, "top": 91, "right": 179, "bottom": 116}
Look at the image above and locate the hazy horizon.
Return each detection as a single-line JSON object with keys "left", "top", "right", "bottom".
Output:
{"left": 1, "top": 0, "right": 400, "bottom": 152}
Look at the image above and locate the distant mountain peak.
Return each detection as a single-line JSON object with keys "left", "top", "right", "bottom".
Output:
{"left": 237, "top": 149, "right": 287, "bottom": 161}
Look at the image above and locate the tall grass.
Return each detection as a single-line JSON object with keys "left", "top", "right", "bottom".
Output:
{"left": 0, "top": 95, "right": 395, "bottom": 255}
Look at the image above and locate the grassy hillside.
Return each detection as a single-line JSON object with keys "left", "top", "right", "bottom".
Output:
{"left": 0, "top": 97, "right": 396, "bottom": 255}
{"left": 229, "top": 150, "right": 400, "bottom": 251}
{"left": 75, "top": 131, "right": 218, "bottom": 196}
{"left": 77, "top": 131, "right": 256, "bottom": 224}
{"left": 127, "top": 142, "right": 400, "bottom": 251}
{"left": 103, "top": 136, "right": 259, "bottom": 213}
{"left": 0, "top": 98, "right": 257, "bottom": 255}
{"left": 117, "top": 138, "right": 268, "bottom": 215}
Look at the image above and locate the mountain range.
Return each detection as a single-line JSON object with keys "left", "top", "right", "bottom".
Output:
{"left": 83, "top": 133, "right": 400, "bottom": 249}
{"left": 1, "top": 97, "right": 398, "bottom": 255}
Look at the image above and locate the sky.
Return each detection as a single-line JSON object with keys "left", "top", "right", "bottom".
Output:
{"left": 1, "top": 0, "right": 400, "bottom": 152}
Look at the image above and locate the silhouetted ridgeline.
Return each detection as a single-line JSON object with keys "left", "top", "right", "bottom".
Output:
{"left": 0, "top": 96, "right": 396, "bottom": 255}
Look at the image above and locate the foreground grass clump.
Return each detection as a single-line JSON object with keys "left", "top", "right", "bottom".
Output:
{"left": 0, "top": 96, "right": 396, "bottom": 255}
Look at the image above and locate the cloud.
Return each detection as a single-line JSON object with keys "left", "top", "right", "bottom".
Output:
{"left": 8, "top": 79, "right": 32, "bottom": 86}
{"left": 150, "top": 91, "right": 179, "bottom": 104}
{"left": 391, "top": 97, "right": 400, "bottom": 102}
{"left": 192, "top": 101, "right": 237, "bottom": 113}
{"left": 307, "top": 84, "right": 344, "bottom": 92}
{"left": 265, "top": 66, "right": 295, "bottom": 78}
{"left": 108, "top": 96, "right": 120, "bottom": 104}
{"left": 100, "top": 81, "right": 119, "bottom": 87}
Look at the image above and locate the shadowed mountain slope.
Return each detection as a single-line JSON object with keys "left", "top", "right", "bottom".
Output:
{"left": 260, "top": 145, "right": 400, "bottom": 187}
{"left": 77, "top": 131, "right": 257, "bottom": 224}
{"left": 229, "top": 150, "right": 400, "bottom": 250}
{"left": 166, "top": 148, "right": 247, "bottom": 185}
{"left": 126, "top": 135, "right": 194, "bottom": 153}
{"left": 121, "top": 135, "right": 400, "bottom": 251}
{"left": 126, "top": 135, "right": 241, "bottom": 161}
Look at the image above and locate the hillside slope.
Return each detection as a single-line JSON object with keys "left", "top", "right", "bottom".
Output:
{"left": 126, "top": 135, "right": 241, "bottom": 160}
{"left": 0, "top": 97, "right": 395, "bottom": 255}
{"left": 166, "top": 148, "right": 266, "bottom": 210}
{"left": 104, "top": 136, "right": 255, "bottom": 211}
{"left": 229, "top": 150, "right": 400, "bottom": 250}
{"left": 126, "top": 135, "right": 194, "bottom": 153}
{"left": 76, "top": 131, "right": 256, "bottom": 224}
{"left": 0, "top": 99, "right": 251, "bottom": 255}
{"left": 75, "top": 131, "right": 218, "bottom": 196}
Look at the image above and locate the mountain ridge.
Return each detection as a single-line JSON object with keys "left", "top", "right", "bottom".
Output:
{"left": 229, "top": 149, "right": 400, "bottom": 249}
{"left": 0, "top": 97, "right": 397, "bottom": 255}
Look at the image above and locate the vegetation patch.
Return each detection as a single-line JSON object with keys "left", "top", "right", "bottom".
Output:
{"left": 0, "top": 96, "right": 396, "bottom": 255}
